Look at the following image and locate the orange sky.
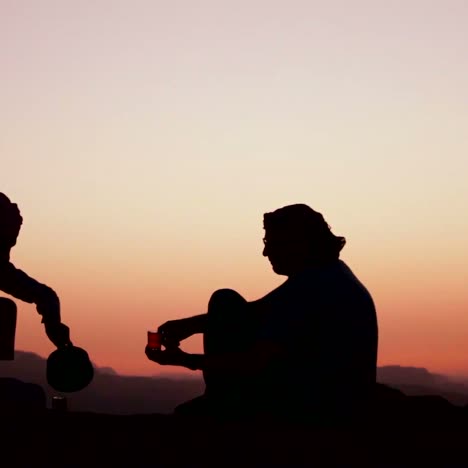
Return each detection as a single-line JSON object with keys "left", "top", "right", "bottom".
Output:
{"left": 2, "top": 0, "right": 468, "bottom": 376}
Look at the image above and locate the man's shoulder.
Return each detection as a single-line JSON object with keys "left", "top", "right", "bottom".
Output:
{"left": 0, "top": 261, "right": 28, "bottom": 276}
{"left": 307, "top": 260, "right": 363, "bottom": 285}
{"left": 289, "top": 260, "right": 348, "bottom": 287}
{"left": 290, "top": 260, "right": 371, "bottom": 302}
{"left": 0, "top": 261, "right": 43, "bottom": 294}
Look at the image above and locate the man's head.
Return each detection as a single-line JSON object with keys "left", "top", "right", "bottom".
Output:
{"left": 262, "top": 204, "right": 345, "bottom": 276}
{"left": 0, "top": 193, "right": 23, "bottom": 260}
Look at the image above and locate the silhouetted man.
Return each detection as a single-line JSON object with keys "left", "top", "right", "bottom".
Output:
{"left": 145, "top": 204, "right": 378, "bottom": 425}
{"left": 0, "top": 193, "right": 71, "bottom": 360}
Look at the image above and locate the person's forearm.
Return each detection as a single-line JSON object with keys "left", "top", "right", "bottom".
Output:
{"left": 185, "top": 314, "right": 208, "bottom": 334}
{"left": 0, "top": 263, "right": 41, "bottom": 303}
{"left": 183, "top": 339, "right": 283, "bottom": 375}
{"left": 146, "top": 341, "right": 281, "bottom": 374}
{"left": 36, "top": 286, "right": 61, "bottom": 324}
{"left": 183, "top": 351, "right": 260, "bottom": 375}
{"left": 0, "top": 263, "right": 60, "bottom": 322}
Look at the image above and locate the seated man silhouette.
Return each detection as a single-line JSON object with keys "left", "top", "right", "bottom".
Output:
{"left": 0, "top": 192, "right": 71, "bottom": 361}
{"left": 145, "top": 204, "right": 378, "bottom": 425}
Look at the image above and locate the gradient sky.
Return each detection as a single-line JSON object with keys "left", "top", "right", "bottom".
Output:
{"left": 2, "top": 0, "right": 467, "bottom": 376}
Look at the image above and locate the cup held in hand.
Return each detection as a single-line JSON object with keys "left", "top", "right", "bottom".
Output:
{"left": 147, "top": 330, "right": 162, "bottom": 350}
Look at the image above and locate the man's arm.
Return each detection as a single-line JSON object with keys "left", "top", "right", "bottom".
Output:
{"left": 157, "top": 313, "right": 208, "bottom": 346}
{"left": 187, "top": 341, "right": 282, "bottom": 374}
{"left": 181, "top": 314, "right": 207, "bottom": 335}
{"left": 0, "top": 262, "right": 71, "bottom": 347}
{"left": 0, "top": 262, "right": 60, "bottom": 323}
{"left": 146, "top": 340, "right": 283, "bottom": 376}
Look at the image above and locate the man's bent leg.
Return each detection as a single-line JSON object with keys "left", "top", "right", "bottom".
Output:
{"left": 175, "top": 289, "right": 255, "bottom": 418}
{"left": 203, "top": 288, "right": 254, "bottom": 396}
{"left": 0, "top": 298, "right": 17, "bottom": 360}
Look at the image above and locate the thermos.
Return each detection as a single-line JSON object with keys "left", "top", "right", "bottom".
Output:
{"left": 0, "top": 298, "right": 17, "bottom": 360}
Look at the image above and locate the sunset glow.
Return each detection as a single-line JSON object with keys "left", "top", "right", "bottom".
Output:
{"left": 2, "top": 0, "right": 467, "bottom": 376}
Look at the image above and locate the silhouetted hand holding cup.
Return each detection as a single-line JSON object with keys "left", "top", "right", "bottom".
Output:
{"left": 157, "top": 318, "right": 198, "bottom": 348}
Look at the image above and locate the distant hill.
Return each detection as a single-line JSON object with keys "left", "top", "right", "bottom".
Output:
{"left": 2, "top": 352, "right": 468, "bottom": 414}
{"left": 0, "top": 351, "right": 204, "bottom": 414}
{"left": 378, "top": 365, "right": 468, "bottom": 406}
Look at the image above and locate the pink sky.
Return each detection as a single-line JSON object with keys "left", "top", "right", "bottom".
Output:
{"left": 1, "top": 0, "right": 467, "bottom": 376}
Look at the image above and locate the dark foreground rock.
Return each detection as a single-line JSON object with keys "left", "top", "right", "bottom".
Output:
{"left": 1, "top": 402, "right": 468, "bottom": 468}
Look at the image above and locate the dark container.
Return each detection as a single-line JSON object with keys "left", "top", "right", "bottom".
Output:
{"left": 51, "top": 395, "right": 68, "bottom": 412}
{"left": 0, "top": 298, "right": 17, "bottom": 360}
{"left": 47, "top": 345, "right": 94, "bottom": 393}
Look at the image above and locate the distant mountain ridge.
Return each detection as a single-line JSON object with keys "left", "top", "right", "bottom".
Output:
{"left": 2, "top": 351, "right": 468, "bottom": 414}
{"left": 0, "top": 350, "right": 204, "bottom": 414}
{"left": 378, "top": 365, "right": 468, "bottom": 406}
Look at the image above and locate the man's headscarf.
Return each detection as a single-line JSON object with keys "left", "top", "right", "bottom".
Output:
{"left": 263, "top": 203, "right": 346, "bottom": 258}
{"left": 263, "top": 204, "right": 330, "bottom": 237}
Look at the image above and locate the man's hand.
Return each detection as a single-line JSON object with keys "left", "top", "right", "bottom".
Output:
{"left": 45, "top": 322, "right": 71, "bottom": 349}
{"left": 157, "top": 316, "right": 205, "bottom": 348}
{"left": 145, "top": 345, "right": 196, "bottom": 369}
{"left": 36, "top": 286, "right": 61, "bottom": 324}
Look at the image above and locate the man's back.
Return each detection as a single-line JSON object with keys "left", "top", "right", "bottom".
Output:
{"left": 256, "top": 260, "right": 378, "bottom": 424}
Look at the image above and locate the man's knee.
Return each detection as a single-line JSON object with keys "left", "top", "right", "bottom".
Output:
{"left": 0, "top": 298, "right": 17, "bottom": 314}
{"left": 208, "top": 289, "right": 246, "bottom": 314}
